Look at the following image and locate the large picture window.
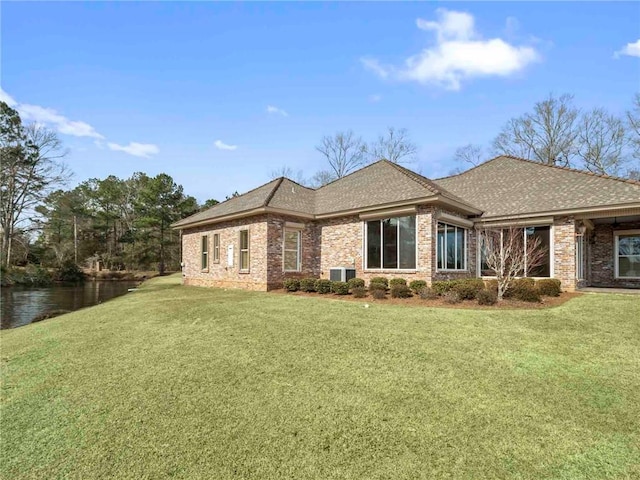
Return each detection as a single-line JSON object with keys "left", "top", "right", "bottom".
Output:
{"left": 615, "top": 230, "right": 640, "bottom": 279}
{"left": 366, "top": 216, "right": 416, "bottom": 269}
{"left": 437, "top": 222, "right": 467, "bottom": 270}
{"left": 283, "top": 229, "right": 301, "bottom": 272}
{"left": 480, "top": 226, "right": 551, "bottom": 277}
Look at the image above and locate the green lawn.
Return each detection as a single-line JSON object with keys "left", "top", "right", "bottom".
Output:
{"left": 1, "top": 275, "right": 639, "bottom": 479}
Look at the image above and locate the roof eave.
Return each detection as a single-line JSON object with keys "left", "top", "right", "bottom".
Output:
{"left": 474, "top": 202, "right": 640, "bottom": 223}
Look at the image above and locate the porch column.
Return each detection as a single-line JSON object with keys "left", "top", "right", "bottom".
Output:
{"left": 553, "top": 216, "right": 577, "bottom": 291}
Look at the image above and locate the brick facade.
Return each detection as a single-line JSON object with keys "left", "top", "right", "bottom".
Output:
{"left": 588, "top": 221, "right": 640, "bottom": 288}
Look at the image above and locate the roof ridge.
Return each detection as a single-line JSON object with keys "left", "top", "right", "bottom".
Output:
{"left": 316, "top": 160, "right": 388, "bottom": 190}
{"left": 384, "top": 160, "right": 441, "bottom": 194}
{"left": 263, "top": 177, "right": 285, "bottom": 207}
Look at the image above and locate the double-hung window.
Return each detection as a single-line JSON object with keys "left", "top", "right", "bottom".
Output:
{"left": 615, "top": 230, "right": 640, "bottom": 279}
{"left": 283, "top": 229, "right": 301, "bottom": 272}
{"left": 365, "top": 215, "right": 416, "bottom": 269}
{"left": 239, "top": 230, "right": 250, "bottom": 271}
{"left": 201, "top": 235, "right": 209, "bottom": 270}
{"left": 437, "top": 222, "right": 467, "bottom": 270}
{"left": 212, "top": 234, "right": 220, "bottom": 263}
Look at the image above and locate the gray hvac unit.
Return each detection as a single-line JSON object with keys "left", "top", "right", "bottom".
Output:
{"left": 329, "top": 267, "right": 356, "bottom": 282}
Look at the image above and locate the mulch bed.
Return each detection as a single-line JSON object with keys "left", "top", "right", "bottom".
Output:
{"left": 271, "top": 289, "right": 583, "bottom": 310}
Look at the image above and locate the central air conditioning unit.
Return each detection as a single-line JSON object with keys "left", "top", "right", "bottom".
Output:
{"left": 329, "top": 267, "right": 356, "bottom": 282}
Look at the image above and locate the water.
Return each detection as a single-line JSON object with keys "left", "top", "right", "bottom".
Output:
{"left": 0, "top": 281, "right": 139, "bottom": 329}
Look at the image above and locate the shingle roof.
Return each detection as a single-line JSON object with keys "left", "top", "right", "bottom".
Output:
{"left": 434, "top": 156, "right": 640, "bottom": 218}
{"left": 173, "top": 160, "right": 471, "bottom": 228}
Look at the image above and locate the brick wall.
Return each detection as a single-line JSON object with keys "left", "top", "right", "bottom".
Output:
{"left": 553, "top": 216, "right": 577, "bottom": 291}
{"left": 589, "top": 221, "right": 640, "bottom": 288}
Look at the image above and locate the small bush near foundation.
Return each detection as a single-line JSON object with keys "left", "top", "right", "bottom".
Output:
{"left": 512, "top": 282, "right": 541, "bottom": 303}
{"left": 389, "top": 278, "right": 407, "bottom": 288}
{"left": 390, "top": 284, "right": 412, "bottom": 298}
{"left": 347, "top": 278, "right": 365, "bottom": 290}
{"left": 418, "top": 287, "right": 438, "bottom": 300}
{"left": 370, "top": 288, "right": 387, "bottom": 300}
{"left": 443, "top": 290, "right": 462, "bottom": 304}
{"left": 485, "top": 279, "right": 499, "bottom": 293}
{"left": 536, "top": 278, "right": 562, "bottom": 297}
{"left": 352, "top": 286, "right": 367, "bottom": 298}
{"left": 369, "top": 277, "right": 388, "bottom": 288}
{"left": 452, "top": 278, "right": 485, "bottom": 300}
{"left": 299, "top": 278, "right": 317, "bottom": 292}
{"left": 368, "top": 281, "right": 387, "bottom": 293}
{"left": 432, "top": 280, "right": 463, "bottom": 295}
{"left": 283, "top": 278, "right": 300, "bottom": 292}
{"left": 315, "top": 279, "right": 332, "bottom": 294}
{"left": 507, "top": 278, "right": 537, "bottom": 299}
{"left": 409, "top": 280, "right": 427, "bottom": 293}
{"left": 331, "top": 281, "right": 349, "bottom": 295}
{"left": 477, "top": 289, "right": 497, "bottom": 306}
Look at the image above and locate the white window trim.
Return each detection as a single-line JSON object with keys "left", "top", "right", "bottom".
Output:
{"left": 283, "top": 227, "right": 302, "bottom": 272}
{"left": 614, "top": 229, "right": 640, "bottom": 279}
{"left": 436, "top": 222, "right": 468, "bottom": 272}
{"left": 476, "top": 224, "right": 555, "bottom": 279}
{"left": 362, "top": 216, "right": 418, "bottom": 271}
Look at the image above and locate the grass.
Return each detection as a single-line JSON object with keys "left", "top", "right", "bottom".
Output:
{"left": 1, "top": 274, "right": 639, "bottom": 479}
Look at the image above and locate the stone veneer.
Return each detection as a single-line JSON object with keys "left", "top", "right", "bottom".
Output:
{"left": 553, "top": 216, "right": 577, "bottom": 292}
{"left": 588, "top": 221, "right": 640, "bottom": 288}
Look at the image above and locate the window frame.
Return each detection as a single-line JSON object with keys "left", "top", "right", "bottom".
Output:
{"left": 614, "top": 229, "right": 640, "bottom": 279}
{"left": 436, "top": 222, "right": 468, "bottom": 272}
{"left": 212, "top": 233, "right": 220, "bottom": 264}
{"left": 201, "top": 235, "right": 209, "bottom": 271}
{"left": 239, "top": 230, "right": 250, "bottom": 272}
{"left": 283, "top": 228, "right": 302, "bottom": 272}
{"left": 363, "top": 215, "right": 417, "bottom": 271}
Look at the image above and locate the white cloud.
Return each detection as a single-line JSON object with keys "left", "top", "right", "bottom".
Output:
{"left": 214, "top": 140, "right": 237, "bottom": 151}
{"left": 0, "top": 88, "right": 17, "bottom": 106}
{"left": 266, "top": 105, "right": 288, "bottom": 116}
{"left": 107, "top": 142, "right": 159, "bottom": 158}
{"left": 614, "top": 39, "right": 640, "bottom": 58}
{"left": 362, "top": 9, "right": 540, "bottom": 91}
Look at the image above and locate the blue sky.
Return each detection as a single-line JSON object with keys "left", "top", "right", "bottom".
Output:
{"left": 2, "top": 2, "right": 639, "bottom": 202}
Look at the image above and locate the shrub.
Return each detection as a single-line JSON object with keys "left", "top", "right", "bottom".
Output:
{"left": 352, "top": 286, "right": 367, "bottom": 298}
{"left": 314, "top": 279, "right": 332, "bottom": 294}
{"left": 511, "top": 282, "right": 541, "bottom": 302}
{"left": 390, "top": 284, "right": 412, "bottom": 298}
{"left": 389, "top": 278, "right": 407, "bottom": 288}
{"left": 485, "top": 279, "right": 499, "bottom": 293}
{"left": 369, "top": 277, "right": 388, "bottom": 288}
{"left": 331, "top": 281, "right": 349, "bottom": 295}
{"left": 409, "top": 280, "right": 427, "bottom": 293}
{"left": 536, "top": 278, "right": 562, "bottom": 297}
{"left": 443, "top": 290, "right": 462, "bottom": 304}
{"left": 347, "top": 277, "right": 365, "bottom": 290}
{"left": 23, "top": 264, "right": 53, "bottom": 286}
{"left": 54, "top": 261, "right": 85, "bottom": 283}
{"left": 452, "top": 278, "right": 485, "bottom": 300}
{"left": 370, "top": 288, "right": 386, "bottom": 300}
{"left": 283, "top": 278, "right": 300, "bottom": 292}
{"left": 477, "top": 289, "right": 497, "bottom": 306}
{"left": 368, "top": 281, "right": 387, "bottom": 293}
{"left": 432, "top": 280, "right": 458, "bottom": 295}
{"left": 418, "top": 287, "right": 438, "bottom": 300}
{"left": 299, "top": 278, "right": 317, "bottom": 292}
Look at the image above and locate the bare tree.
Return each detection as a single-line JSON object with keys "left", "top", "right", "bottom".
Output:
{"left": 269, "top": 165, "right": 308, "bottom": 185}
{"left": 493, "top": 93, "right": 579, "bottom": 167}
{"left": 316, "top": 130, "right": 367, "bottom": 179}
{"left": 576, "top": 108, "right": 627, "bottom": 176}
{"left": 454, "top": 143, "right": 484, "bottom": 167}
{"left": 1, "top": 104, "right": 70, "bottom": 267}
{"left": 309, "top": 170, "right": 336, "bottom": 188}
{"left": 627, "top": 93, "right": 640, "bottom": 161}
{"left": 367, "top": 127, "right": 417, "bottom": 164}
{"left": 478, "top": 226, "right": 548, "bottom": 301}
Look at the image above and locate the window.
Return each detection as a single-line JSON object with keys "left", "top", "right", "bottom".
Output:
{"left": 283, "top": 229, "right": 301, "bottom": 272}
{"left": 437, "top": 222, "right": 467, "bottom": 270}
{"left": 239, "top": 230, "right": 249, "bottom": 271}
{"left": 480, "top": 226, "right": 551, "bottom": 277}
{"left": 615, "top": 230, "right": 640, "bottom": 279}
{"left": 201, "top": 235, "right": 209, "bottom": 270}
{"left": 366, "top": 216, "right": 416, "bottom": 269}
{"left": 212, "top": 234, "right": 220, "bottom": 263}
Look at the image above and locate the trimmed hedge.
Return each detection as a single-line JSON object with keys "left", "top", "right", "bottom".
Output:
{"left": 369, "top": 277, "right": 388, "bottom": 288}
{"left": 315, "top": 279, "right": 332, "bottom": 294}
{"left": 347, "top": 277, "right": 365, "bottom": 290}
{"left": 368, "top": 281, "right": 387, "bottom": 292}
{"left": 299, "top": 278, "right": 317, "bottom": 292}
{"left": 477, "top": 289, "right": 497, "bottom": 305}
{"left": 409, "top": 280, "right": 427, "bottom": 293}
{"left": 443, "top": 290, "right": 462, "bottom": 304}
{"left": 432, "top": 280, "right": 458, "bottom": 295}
{"left": 389, "top": 278, "right": 407, "bottom": 288}
{"left": 352, "top": 286, "right": 367, "bottom": 298}
{"left": 331, "top": 281, "right": 349, "bottom": 295}
{"left": 390, "top": 284, "right": 412, "bottom": 298}
{"left": 283, "top": 278, "right": 300, "bottom": 292}
{"left": 418, "top": 287, "right": 438, "bottom": 300}
{"left": 452, "top": 278, "right": 485, "bottom": 300}
{"left": 370, "top": 288, "right": 386, "bottom": 300}
{"left": 536, "top": 278, "right": 562, "bottom": 297}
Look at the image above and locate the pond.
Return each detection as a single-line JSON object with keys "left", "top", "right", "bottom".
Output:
{"left": 1, "top": 281, "right": 140, "bottom": 329}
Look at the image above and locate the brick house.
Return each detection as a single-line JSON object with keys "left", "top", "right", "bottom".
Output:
{"left": 173, "top": 156, "right": 640, "bottom": 291}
